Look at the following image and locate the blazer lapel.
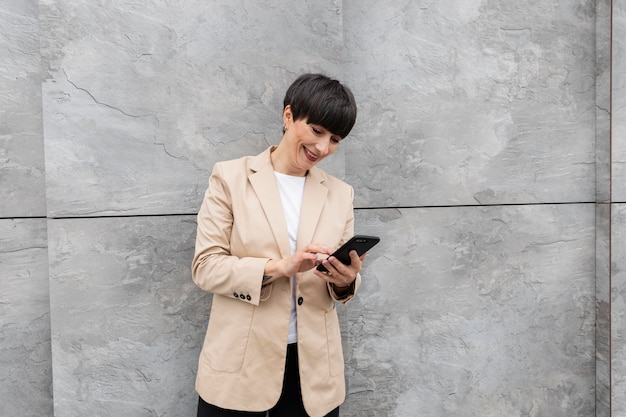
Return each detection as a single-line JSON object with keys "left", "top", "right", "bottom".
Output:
{"left": 248, "top": 148, "right": 291, "bottom": 259}
{"left": 297, "top": 167, "right": 328, "bottom": 249}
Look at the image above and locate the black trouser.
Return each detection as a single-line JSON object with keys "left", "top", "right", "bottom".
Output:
{"left": 197, "top": 344, "right": 340, "bottom": 417}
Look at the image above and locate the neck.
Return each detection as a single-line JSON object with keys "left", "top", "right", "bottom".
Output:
{"left": 270, "top": 145, "right": 307, "bottom": 176}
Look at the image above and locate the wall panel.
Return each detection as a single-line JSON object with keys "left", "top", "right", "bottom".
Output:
{"left": 39, "top": 0, "right": 347, "bottom": 218}
{"left": 343, "top": 0, "right": 596, "bottom": 208}
{"left": 47, "top": 216, "right": 206, "bottom": 416}
{"left": 613, "top": 0, "right": 626, "bottom": 202}
{"left": 0, "top": 1, "right": 46, "bottom": 218}
{"left": 612, "top": 1, "right": 626, "bottom": 415}
{"left": 612, "top": 205, "right": 626, "bottom": 416}
{"left": 0, "top": 0, "right": 620, "bottom": 415}
{"left": 0, "top": 219, "right": 53, "bottom": 416}
{"left": 344, "top": 205, "right": 595, "bottom": 416}
{"left": 0, "top": 2, "right": 52, "bottom": 415}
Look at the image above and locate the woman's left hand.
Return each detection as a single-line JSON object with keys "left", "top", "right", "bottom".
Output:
{"left": 314, "top": 249, "right": 365, "bottom": 288}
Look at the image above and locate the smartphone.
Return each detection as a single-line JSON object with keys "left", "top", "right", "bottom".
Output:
{"left": 316, "top": 235, "right": 380, "bottom": 273}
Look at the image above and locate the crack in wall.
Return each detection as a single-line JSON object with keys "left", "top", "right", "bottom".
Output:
{"left": 63, "top": 69, "right": 153, "bottom": 119}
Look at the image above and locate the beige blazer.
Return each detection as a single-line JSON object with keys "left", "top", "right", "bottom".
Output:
{"left": 192, "top": 146, "right": 361, "bottom": 417}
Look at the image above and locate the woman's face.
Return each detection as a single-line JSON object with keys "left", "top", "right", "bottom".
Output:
{"left": 280, "top": 106, "right": 342, "bottom": 176}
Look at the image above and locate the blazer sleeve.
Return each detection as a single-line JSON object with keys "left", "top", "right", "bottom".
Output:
{"left": 191, "top": 163, "right": 268, "bottom": 306}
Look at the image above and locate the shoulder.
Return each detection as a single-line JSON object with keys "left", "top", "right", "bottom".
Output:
{"left": 212, "top": 147, "right": 272, "bottom": 178}
{"left": 310, "top": 167, "right": 354, "bottom": 198}
{"left": 213, "top": 154, "right": 254, "bottom": 171}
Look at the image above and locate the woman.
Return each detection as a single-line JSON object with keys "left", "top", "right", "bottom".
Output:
{"left": 192, "top": 73, "right": 364, "bottom": 417}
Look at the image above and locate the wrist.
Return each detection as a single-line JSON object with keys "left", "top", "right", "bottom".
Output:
{"left": 332, "top": 278, "right": 356, "bottom": 292}
{"left": 264, "top": 258, "right": 287, "bottom": 279}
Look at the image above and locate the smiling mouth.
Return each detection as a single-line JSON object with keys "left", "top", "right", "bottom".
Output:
{"left": 303, "top": 146, "right": 319, "bottom": 162}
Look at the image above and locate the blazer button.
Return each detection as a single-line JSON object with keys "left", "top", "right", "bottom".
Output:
{"left": 246, "top": 295, "right": 251, "bottom": 301}
{"left": 233, "top": 292, "right": 239, "bottom": 298}
{"left": 239, "top": 294, "right": 246, "bottom": 300}
{"left": 297, "top": 297, "right": 303, "bottom": 305}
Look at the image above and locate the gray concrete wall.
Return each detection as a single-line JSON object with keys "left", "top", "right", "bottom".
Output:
{"left": 1, "top": 1, "right": 52, "bottom": 416}
{"left": 0, "top": 0, "right": 623, "bottom": 416}
{"left": 612, "top": 0, "right": 626, "bottom": 416}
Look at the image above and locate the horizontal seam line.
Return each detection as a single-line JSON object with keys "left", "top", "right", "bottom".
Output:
{"left": 1, "top": 201, "right": 607, "bottom": 220}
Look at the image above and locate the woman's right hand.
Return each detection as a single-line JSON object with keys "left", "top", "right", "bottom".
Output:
{"left": 264, "top": 244, "right": 333, "bottom": 279}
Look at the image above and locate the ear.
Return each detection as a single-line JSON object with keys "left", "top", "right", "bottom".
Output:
{"left": 282, "top": 105, "right": 293, "bottom": 128}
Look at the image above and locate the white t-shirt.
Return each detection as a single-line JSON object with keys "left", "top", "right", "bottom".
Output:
{"left": 274, "top": 171, "right": 306, "bottom": 344}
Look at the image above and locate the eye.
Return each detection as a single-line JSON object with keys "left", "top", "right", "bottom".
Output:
{"left": 311, "top": 126, "right": 322, "bottom": 135}
{"left": 331, "top": 137, "right": 341, "bottom": 144}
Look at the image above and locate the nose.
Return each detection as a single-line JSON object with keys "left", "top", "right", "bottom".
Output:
{"left": 315, "top": 136, "right": 331, "bottom": 156}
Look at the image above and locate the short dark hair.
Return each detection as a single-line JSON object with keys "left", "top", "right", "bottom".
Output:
{"left": 283, "top": 74, "right": 357, "bottom": 139}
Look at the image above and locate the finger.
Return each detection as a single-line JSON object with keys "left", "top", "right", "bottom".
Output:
{"left": 316, "top": 258, "right": 339, "bottom": 280}
{"left": 351, "top": 249, "right": 363, "bottom": 259}
{"left": 327, "top": 251, "right": 359, "bottom": 272}
{"left": 322, "top": 256, "right": 340, "bottom": 272}
{"left": 313, "top": 268, "right": 331, "bottom": 280}
{"left": 306, "top": 243, "right": 333, "bottom": 254}
{"left": 347, "top": 250, "right": 363, "bottom": 268}
{"left": 324, "top": 257, "right": 354, "bottom": 283}
{"left": 318, "top": 257, "right": 335, "bottom": 273}
{"left": 314, "top": 268, "right": 344, "bottom": 287}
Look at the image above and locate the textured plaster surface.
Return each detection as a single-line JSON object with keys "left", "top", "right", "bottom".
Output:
{"left": 343, "top": 205, "right": 596, "bottom": 417}
{"left": 343, "top": 0, "right": 596, "bottom": 208}
{"left": 596, "top": 0, "right": 611, "bottom": 204}
{"left": 0, "top": 1, "right": 46, "bottom": 217}
{"left": 595, "top": 0, "right": 612, "bottom": 415}
{"left": 611, "top": 1, "right": 626, "bottom": 412}
{"left": 0, "top": 0, "right": 621, "bottom": 415}
{"left": 614, "top": 0, "right": 626, "bottom": 202}
{"left": 48, "top": 216, "right": 207, "bottom": 416}
{"left": 0, "top": 219, "right": 53, "bottom": 416}
{"left": 613, "top": 205, "right": 626, "bottom": 417}
{"left": 39, "top": 0, "right": 347, "bottom": 217}
{"left": 596, "top": 204, "right": 611, "bottom": 417}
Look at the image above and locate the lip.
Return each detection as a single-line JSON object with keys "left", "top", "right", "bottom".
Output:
{"left": 303, "top": 146, "right": 319, "bottom": 162}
